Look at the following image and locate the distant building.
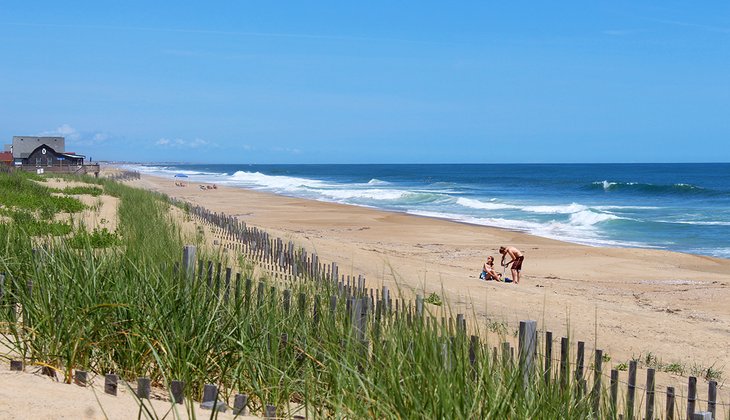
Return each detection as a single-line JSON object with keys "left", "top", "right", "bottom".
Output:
{"left": 9, "top": 136, "right": 85, "bottom": 167}
{"left": 0, "top": 151, "right": 12, "bottom": 166}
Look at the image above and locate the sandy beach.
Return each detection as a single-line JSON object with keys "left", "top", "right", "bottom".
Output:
{"left": 130, "top": 172, "right": 730, "bottom": 380}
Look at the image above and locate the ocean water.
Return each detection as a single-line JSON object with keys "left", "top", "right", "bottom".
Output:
{"left": 126, "top": 163, "right": 730, "bottom": 259}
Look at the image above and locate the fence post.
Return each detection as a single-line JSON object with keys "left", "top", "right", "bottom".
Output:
{"left": 575, "top": 341, "right": 585, "bottom": 396}
{"left": 666, "top": 386, "right": 675, "bottom": 420}
{"left": 687, "top": 376, "right": 697, "bottom": 419}
{"left": 592, "top": 349, "right": 602, "bottom": 415}
{"left": 416, "top": 294, "right": 423, "bottom": 319}
{"left": 234, "top": 394, "right": 248, "bottom": 415}
{"left": 560, "top": 337, "right": 569, "bottom": 389}
{"left": 645, "top": 368, "right": 655, "bottom": 420}
{"left": 707, "top": 380, "right": 717, "bottom": 420}
{"left": 469, "top": 335, "right": 479, "bottom": 372}
{"left": 104, "top": 373, "right": 118, "bottom": 396}
{"left": 283, "top": 289, "right": 291, "bottom": 314}
{"left": 544, "top": 331, "right": 552, "bottom": 385}
{"left": 627, "top": 360, "right": 637, "bottom": 420}
{"left": 518, "top": 320, "right": 537, "bottom": 387}
{"left": 137, "top": 377, "right": 151, "bottom": 399}
{"left": 74, "top": 370, "right": 88, "bottom": 386}
{"left": 171, "top": 380, "right": 185, "bottom": 404}
{"left": 182, "top": 245, "right": 196, "bottom": 279}
{"left": 610, "top": 369, "right": 619, "bottom": 417}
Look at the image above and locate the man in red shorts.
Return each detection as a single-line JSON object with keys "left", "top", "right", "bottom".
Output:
{"left": 499, "top": 246, "right": 525, "bottom": 284}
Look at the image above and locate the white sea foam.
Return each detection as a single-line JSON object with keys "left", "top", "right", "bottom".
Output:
{"left": 456, "top": 197, "right": 516, "bottom": 210}
{"left": 367, "top": 178, "right": 390, "bottom": 185}
{"left": 568, "top": 210, "right": 620, "bottom": 226}
{"left": 227, "top": 171, "right": 330, "bottom": 190}
{"left": 522, "top": 203, "right": 588, "bottom": 214}
{"left": 406, "top": 210, "right": 643, "bottom": 248}
{"left": 656, "top": 220, "right": 730, "bottom": 226}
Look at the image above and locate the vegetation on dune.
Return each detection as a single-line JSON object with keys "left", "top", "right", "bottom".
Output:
{"left": 0, "top": 171, "right": 684, "bottom": 419}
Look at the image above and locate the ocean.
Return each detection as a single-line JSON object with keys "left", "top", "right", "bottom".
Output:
{"left": 126, "top": 163, "right": 730, "bottom": 259}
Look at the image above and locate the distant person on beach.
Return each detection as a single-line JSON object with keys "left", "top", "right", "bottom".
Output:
{"left": 480, "top": 256, "right": 502, "bottom": 281}
{"left": 499, "top": 246, "right": 524, "bottom": 284}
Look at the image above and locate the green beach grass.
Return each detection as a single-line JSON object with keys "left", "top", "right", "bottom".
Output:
{"left": 0, "top": 170, "right": 666, "bottom": 418}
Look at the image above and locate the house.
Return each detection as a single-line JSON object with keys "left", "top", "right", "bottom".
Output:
{"left": 9, "top": 136, "right": 85, "bottom": 167}
{"left": 0, "top": 151, "right": 12, "bottom": 166}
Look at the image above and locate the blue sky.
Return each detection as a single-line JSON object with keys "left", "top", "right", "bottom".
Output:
{"left": 1, "top": 2, "right": 728, "bottom": 163}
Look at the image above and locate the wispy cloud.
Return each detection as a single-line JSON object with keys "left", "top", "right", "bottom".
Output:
{"left": 38, "top": 124, "right": 110, "bottom": 146}
{"left": 650, "top": 18, "right": 730, "bottom": 34}
{"left": 602, "top": 29, "right": 639, "bottom": 36}
{"left": 155, "top": 137, "right": 213, "bottom": 149}
{"left": 271, "top": 146, "right": 302, "bottom": 155}
{"left": 4, "top": 21, "right": 454, "bottom": 46}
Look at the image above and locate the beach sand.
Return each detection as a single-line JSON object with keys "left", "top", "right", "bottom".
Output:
{"left": 131, "top": 173, "right": 730, "bottom": 379}
{"left": 3, "top": 170, "right": 728, "bottom": 417}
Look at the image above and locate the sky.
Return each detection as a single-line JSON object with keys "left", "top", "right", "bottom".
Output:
{"left": 1, "top": 2, "right": 729, "bottom": 164}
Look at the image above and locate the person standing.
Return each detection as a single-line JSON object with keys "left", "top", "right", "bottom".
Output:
{"left": 499, "top": 246, "right": 524, "bottom": 284}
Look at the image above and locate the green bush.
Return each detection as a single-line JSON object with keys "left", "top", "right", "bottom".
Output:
{"left": 68, "top": 227, "right": 121, "bottom": 249}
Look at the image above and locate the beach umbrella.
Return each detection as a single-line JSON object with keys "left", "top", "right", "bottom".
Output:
{"left": 174, "top": 173, "right": 189, "bottom": 178}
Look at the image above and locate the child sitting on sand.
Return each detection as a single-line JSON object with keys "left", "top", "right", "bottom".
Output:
{"left": 480, "top": 256, "right": 502, "bottom": 281}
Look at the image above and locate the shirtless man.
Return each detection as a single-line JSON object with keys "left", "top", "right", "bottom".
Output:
{"left": 499, "top": 246, "right": 524, "bottom": 284}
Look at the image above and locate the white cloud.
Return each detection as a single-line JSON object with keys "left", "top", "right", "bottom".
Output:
{"left": 272, "top": 146, "right": 302, "bottom": 154}
{"left": 155, "top": 137, "right": 212, "bottom": 149}
{"left": 38, "top": 124, "right": 110, "bottom": 146}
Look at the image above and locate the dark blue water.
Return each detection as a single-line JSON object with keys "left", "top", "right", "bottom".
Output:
{"left": 128, "top": 163, "right": 730, "bottom": 259}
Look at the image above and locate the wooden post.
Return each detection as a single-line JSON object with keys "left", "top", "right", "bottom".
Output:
{"left": 645, "top": 368, "right": 655, "bottom": 420}
{"left": 544, "top": 331, "right": 552, "bottom": 385}
{"left": 233, "top": 394, "right": 248, "bottom": 415}
{"left": 104, "top": 374, "right": 118, "bottom": 396}
{"left": 257, "top": 281, "right": 265, "bottom": 306}
{"left": 9, "top": 360, "right": 23, "bottom": 371}
{"left": 182, "top": 245, "right": 196, "bottom": 279}
{"left": 501, "top": 342, "right": 511, "bottom": 367}
{"left": 627, "top": 360, "right": 637, "bottom": 420}
{"left": 707, "top": 380, "right": 717, "bottom": 420}
{"left": 223, "top": 267, "right": 232, "bottom": 302}
{"left": 382, "top": 286, "right": 390, "bottom": 314}
{"left": 330, "top": 295, "right": 337, "bottom": 315}
{"left": 687, "top": 376, "right": 697, "bottom": 420}
{"left": 666, "top": 386, "right": 675, "bottom": 420}
{"left": 171, "top": 380, "right": 185, "bottom": 404}
{"left": 469, "top": 335, "right": 479, "bottom": 371}
{"left": 283, "top": 289, "right": 291, "bottom": 314}
{"left": 610, "top": 369, "right": 619, "bottom": 417}
{"left": 592, "top": 349, "right": 603, "bottom": 416}
{"left": 560, "top": 337, "right": 569, "bottom": 389}
{"left": 200, "top": 384, "right": 220, "bottom": 411}
{"left": 575, "top": 341, "right": 585, "bottom": 395}
{"left": 691, "top": 413, "right": 712, "bottom": 420}
{"left": 137, "top": 377, "right": 151, "bottom": 399}
{"left": 74, "top": 370, "right": 88, "bottom": 386}
{"left": 518, "top": 320, "right": 537, "bottom": 386}
{"left": 265, "top": 404, "right": 276, "bottom": 418}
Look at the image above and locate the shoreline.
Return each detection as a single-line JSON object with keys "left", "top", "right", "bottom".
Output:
{"left": 122, "top": 168, "right": 730, "bottom": 372}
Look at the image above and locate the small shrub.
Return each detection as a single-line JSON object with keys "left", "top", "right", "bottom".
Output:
{"left": 68, "top": 227, "right": 121, "bottom": 249}
{"left": 61, "top": 186, "right": 103, "bottom": 196}
{"left": 425, "top": 292, "right": 443, "bottom": 306}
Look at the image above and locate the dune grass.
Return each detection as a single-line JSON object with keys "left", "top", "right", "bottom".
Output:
{"left": 0, "top": 171, "right": 638, "bottom": 418}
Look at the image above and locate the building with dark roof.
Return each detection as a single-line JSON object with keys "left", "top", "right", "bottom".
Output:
{"left": 9, "top": 136, "right": 85, "bottom": 167}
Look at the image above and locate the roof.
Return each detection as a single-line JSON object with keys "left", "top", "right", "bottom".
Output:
{"left": 12, "top": 136, "right": 65, "bottom": 158}
{"left": 59, "top": 152, "right": 85, "bottom": 159}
